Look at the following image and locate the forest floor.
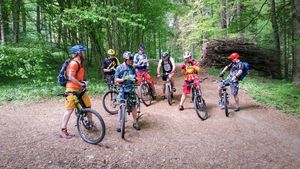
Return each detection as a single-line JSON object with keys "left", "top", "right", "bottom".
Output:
{"left": 1, "top": 67, "right": 300, "bottom": 169}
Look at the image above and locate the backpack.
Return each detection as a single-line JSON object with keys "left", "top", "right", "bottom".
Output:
{"left": 57, "top": 59, "right": 80, "bottom": 87}
{"left": 239, "top": 62, "right": 250, "bottom": 80}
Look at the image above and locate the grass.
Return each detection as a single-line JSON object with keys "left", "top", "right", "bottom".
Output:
{"left": 0, "top": 72, "right": 108, "bottom": 105}
{"left": 206, "top": 67, "right": 300, "bottom": 116}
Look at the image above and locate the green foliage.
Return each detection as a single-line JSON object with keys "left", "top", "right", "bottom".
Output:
{"left": 0, "top": 46, "right": 51, "bottom": 78}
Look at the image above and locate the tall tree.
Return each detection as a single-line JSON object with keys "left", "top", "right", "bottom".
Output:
{"left": 0, "top": 0, "right": 9, "bottom": 44}
{"left": 293, "top": 0, "right": 300, "bottom": 86}
{"left": 269, "top": 0, "right": 281, "bottom": 78}
{"left": 12, "top": 0, "right": 21, "bottom": 43}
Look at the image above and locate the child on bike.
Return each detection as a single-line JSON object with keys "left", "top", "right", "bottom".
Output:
{"left": 218, "top": 52, "right": 244, "bottom": 112}
{"left": 156, "top": 51, "right": 176, "bottom": 98}
{"left": 179, "top": 51, "right": 201, "bottom": 111}
{"left": 133, "top": 44, "right": 157, "bottom": 99}
{"left": 102, "top": 49, "right": 119, "bottom": 89}
{"left": 115, "top": 51, "right": 140, "bottom": 131}
{"left": 61, "top": 45, "right": 91, "bottom": 139}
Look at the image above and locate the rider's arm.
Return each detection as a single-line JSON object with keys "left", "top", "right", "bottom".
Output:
{"left": 234, "top": 62, "right": 244, "bottom": 78}
{"left": 133, "top": 54, "right": 139, "bottom": 68}
{"left": 114, "top": 67, "right": 125, "bottom": 83}
{"left": 170, "top": 57, "right": 176, "bottom": 73}
{"left": 157, "top": 59, "right": 162, "bottom": 75}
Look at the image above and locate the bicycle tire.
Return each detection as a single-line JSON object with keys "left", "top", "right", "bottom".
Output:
{"left": 194, "top": 95, "right": 208, "bottom": 120}
{"left": 223, "top": 92, "right": 229, "bottom": 117}
{"left": 140, "top": 83, "right": 152, "bottom": 106}
{"left": 77, "top": 108, "right": 106, "bottom": 144}
{"left": 102, "top": 90, "right": 119, "bottom": 115}
{"left": 166, "top": 84, "right": 172, "bottom": 105}
{"left": 136, "top": 95, "right": 142, "bottom": 120}
{"left": 120, "top": 104, "right": 126, "bottom": 139}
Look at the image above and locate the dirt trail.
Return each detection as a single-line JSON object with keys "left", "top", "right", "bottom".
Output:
{"left": 0, "top": 69, "right": 300, "bottom": 169}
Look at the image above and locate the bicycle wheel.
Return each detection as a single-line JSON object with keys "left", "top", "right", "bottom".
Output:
{"left": 136, "top": 95, "right": 142, "bottom": 120}
{"left": 140, "top": 83, "right": 152, "bottom": 106}
{"left": 102, "top": 90, "right": 119, "bottom": 115}
{"left": 223, "top": 92, "right": 229, "bottom": 117}
{"left": 194, "top": 95, "right": 208, "bottom": 120}
{"left": 77, "top": 108, "right": 106, "bottom": 144}
{"left": 166, "top": 84, "right": 172, "bottom": 106}
{"left": 120, "top": 104, "right": 126, "bottom": 139}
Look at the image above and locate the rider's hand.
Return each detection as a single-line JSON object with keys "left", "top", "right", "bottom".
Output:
{"left": 157, "top": 73, "right": 161, "bottom": 78}
{"left": 219, "top": 73, "right": 224, "bottom": 78}
{"left": 123, "top": 75, "right": 130, "bottom": 81}
{"left": 81, "top": 81, "right": 88, "bottom": 89}
{"left": 231, "top": 76, "right": 237, "bottom": 82}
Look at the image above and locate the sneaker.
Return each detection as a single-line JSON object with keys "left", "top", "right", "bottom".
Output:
{"left": 60, "top": 128, "right": 72, "bottom": 139}
{"left": 133, "top": 123, "right": 140, "bottom": 130}
{"left": 116, "top": 127, "right": 121, "bottom": 132}
{"left": 179, "top": 105, "right": 184, "bottom": 111}
{"left": 234, "top": 107, "right": 240, "bottom": 112}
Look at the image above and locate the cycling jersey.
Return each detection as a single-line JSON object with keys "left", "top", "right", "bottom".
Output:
{"left": 158, "top": 57, "right": 175, "bottom": 73}
{"left": 133, "top": 51, "right": 148, "bottom": 72}
{"left": 102, "top": 57, "right": 119, "bottom": 75}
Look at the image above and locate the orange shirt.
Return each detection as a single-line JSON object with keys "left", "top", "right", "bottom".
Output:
{"left": 66, "top": 58, "right": 84, "bottom": 89}
{"left": 181, "top": 60, "right": 200, "bottom": 81}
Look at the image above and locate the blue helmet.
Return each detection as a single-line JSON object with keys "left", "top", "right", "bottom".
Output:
{"left": 123, "top": 51, "right": 133, "bottom": 60}
{"left": 162, "top": 51, "right": 169, "bottom": 58}
{"left": 71, "top": 45, "right": 87, "bottom": 54}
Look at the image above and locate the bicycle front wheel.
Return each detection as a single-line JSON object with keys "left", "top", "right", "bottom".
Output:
{"left": 194, "top": 95, "right": 208, "bottom": 120}
{"left": 102, "top": 90, "right": 119, "bottom": 115}
{"left": 140, "top": 83, "right": 152, "bottom": 106}
{"left": 77, "top": 108, "right": 106, "bottom": 144}
{"left": 166, "top": 84, "right": 172, "bottom": 106}
{"left": 120, "top": 104, "right": 126, "bottom": 139}
{"left": 223, "top": 92, "right": 229, "bottom": 117}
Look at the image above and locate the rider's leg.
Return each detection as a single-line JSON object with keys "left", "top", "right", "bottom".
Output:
{"left": 179, "top": 81, "right": 190, "bottom": 110}
{"left": 61, "top": 109, "right": 74, "bottom": 129}
{"left": 145, "top": 73, "right": 156, "bottom": 96}
{"left": 231, "top": 82, "right": 240, "bottom": 111}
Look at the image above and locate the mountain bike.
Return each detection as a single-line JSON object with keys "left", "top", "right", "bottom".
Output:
{"left": 219, "top": 77, "right": 230, "bottom": 117}
{"left": 102, "top": 83, "right": 119, "bottom": 115}
{"left": 58, "top": 85, "right": 106, "bottom": 144}
{"left": 118, "top": 84, "right": 141, "bottom": 139}
{"left": 187, "top": 77, "right": 208, "bottom": 120}
{"left": 162, "top": 72, "right": 174, "bottom": 105}
{"left": 138, "top": 70, "right": 154, "bottom": 106}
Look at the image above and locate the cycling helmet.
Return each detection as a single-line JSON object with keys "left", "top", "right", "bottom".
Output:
{"left": 107, "top": 49, "right": 115, "bottom": 56}
{"left": 71, "top": 45, "right": 87, "bottom": 54}
{"left": 228, "top": 52, "right": 239, "bottom": 60}
{"left": 123, "top": 51, "right": 133, "bottom": 60}
{"left": 162, "top": 51, "right": 169, "bottom": 58}
{"left": 183, "top": 51, "right": 192, "bottom": 59}
{"left": 139, "top": 44, "right": 145, "bottom": 50}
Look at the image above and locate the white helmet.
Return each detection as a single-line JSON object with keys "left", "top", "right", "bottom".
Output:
{"left": 183, "top": 51, "right": 192, "bottom": 59}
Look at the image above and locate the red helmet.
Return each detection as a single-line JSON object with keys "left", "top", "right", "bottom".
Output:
{"left": 228, "top": 52, "right": 239, "bottom": 61}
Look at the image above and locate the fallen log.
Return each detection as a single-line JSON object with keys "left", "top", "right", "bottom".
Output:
{"left": 200, "top": 39, "right": 280, "bottom": 78}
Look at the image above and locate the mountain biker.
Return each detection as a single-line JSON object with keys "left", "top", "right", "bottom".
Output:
{"left": 156, "top": 51, "right": 176, "bottom": 98}
{"left": 102, "top": 49, "right": 119, "bottom": 89}
{"left": 115, "top": 51, "right": 140, "bottom": 131}
{"left": 218, "top": 52, "right": 244, "bottom": 112}
{"left": 133, "top": 44, "right": 157, "bottom": 99}
{"left": 61, "top": 45, "right": 90, "bottom": 139}
{"left": 178, "top": 51, "right": 201, "bottom": 111}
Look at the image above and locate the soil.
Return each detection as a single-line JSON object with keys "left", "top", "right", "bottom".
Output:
{"left": 1, "top": 68, "right": 300, "bottom": 169}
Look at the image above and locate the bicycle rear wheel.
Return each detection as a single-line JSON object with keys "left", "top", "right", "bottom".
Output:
{"left": 140, "top": 83, "right": 152, "bottom": 106}
{"left": 77, "top": 108, "right": 106, "bottom": 144}
{"left": 120, "top": 104, "right": 126, "bottom": 139}
{"left": 223, "top": 92, "right": 229, "bottom": 117}
{"left": 102, "top": 90, "right": 119, "bottom": 115}
{"left": 194, "top": 95, "right": 208, "bottom": 120}
{"left": 166, "top": 84, "right": 172, "bottom": 105}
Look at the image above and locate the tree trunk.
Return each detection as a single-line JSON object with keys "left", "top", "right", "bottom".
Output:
{"left": 36, "top": 5, "right": 41, "bottom": 34}
{"left": 269, "top": 0, "right": 281, "bottom": 78}
{"left": 293, "top": 0, "right": 300, "bottom": 86}
{"left": 13, "top": 0, "right": 21, "bottom": 43}
{"left": 0, "top": 0, "right": 9, "bottom": 44}
{"left": 20, "top": 0, "right": 26, "bottom": 34}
